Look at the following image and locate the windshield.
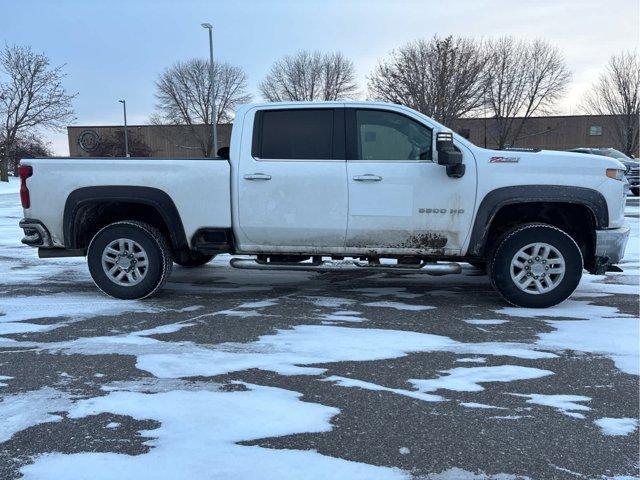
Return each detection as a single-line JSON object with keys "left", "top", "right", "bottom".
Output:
{"left": 593, "top": 148, "right": 629, "bottom": 160}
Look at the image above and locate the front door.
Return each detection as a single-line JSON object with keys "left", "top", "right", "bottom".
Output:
{"left": 345, "top": 107, "right": 476, "bottom": 254}
{"left": 236, "top": 107, "right": 348, "bottom": 251}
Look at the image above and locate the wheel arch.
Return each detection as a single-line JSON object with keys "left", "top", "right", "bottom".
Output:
{"left": 467, "top": 185, "right": 606, "bottom": 269}
{"left": 63, "top": 186, "right": 188, "bottom": 252}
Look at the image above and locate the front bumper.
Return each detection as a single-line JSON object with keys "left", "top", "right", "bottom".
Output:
{"left": 594, "top": 226, "right": 630, "bottom": 272}
{"left": 19, "top": 218, "right": 53, "bottom": 247}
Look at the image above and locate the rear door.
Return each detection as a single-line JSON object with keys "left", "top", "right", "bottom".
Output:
{"left": 236, "top": 106, "right": 348, "bottom": 250}
{"left": 345, "top": 107, "right": 476, "bottom": 254}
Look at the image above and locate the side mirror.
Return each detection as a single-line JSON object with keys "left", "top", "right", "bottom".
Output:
{"left": 436, "top": 132, "right": 465, "bottom": 178}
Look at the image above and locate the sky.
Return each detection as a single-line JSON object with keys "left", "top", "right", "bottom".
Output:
{"left": 1, "top": 0, "right": 638, "bottom": 155}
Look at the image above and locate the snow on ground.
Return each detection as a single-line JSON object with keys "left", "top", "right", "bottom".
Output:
{"left": 362, "top": 301, "right": 435, "bottom": 311}
{"left": 20, "top": 383, "right": 407, "bottom": 480}
{"left": 0, "top": 183, "right": 638, "bottom": 478}
{"left": 0, "top": 387, "right": 74, "bottom": 443}
{"left": 509, "top": 393, "right": 592, "bottom": 419}
{"left": 410, "top": 366, "right": 553, "bottom": 393}
{"left": 463, "top": 319, "right": 509, "bottom": 325}
{"left": 33, "top": 324, "right": 555, "bottom": 379}
{"left": 425, "top": 467, "right": 531, "bottom": 479}
{"left": 325, "top": 375, "right": 443, "bottom": 402}
{"left": 593, "top": 417, "right": 639, "bottom": 436}
{"left": 497, "top": 215, "right": 639, "bottom": 375}
{"left": 0, "top": 177, "right": 19, "bottom": 195}
{"left": 0, "top": 293, "right": 162, "bottom": 336}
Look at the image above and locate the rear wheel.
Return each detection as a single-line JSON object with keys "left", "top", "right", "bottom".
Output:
{"left": 631, "top": 187, "right": 639, "bottom": 196}
{"left": 174, "top": 252, "right": 215, "bottom": 267}
{"left": 489, "top": 224, "right": 582, "bottom": 308}
{"left": 87, "top": 221, "right": 172, "bottom": 299}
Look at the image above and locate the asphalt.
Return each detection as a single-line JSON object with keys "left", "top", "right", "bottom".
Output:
{"left": 0, "top": 198, "right": 638, "bottom": 480}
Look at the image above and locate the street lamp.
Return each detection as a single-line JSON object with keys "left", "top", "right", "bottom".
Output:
{"left": 118, "top": 99, "right": 130, "bottom": 157}
{"left": 201, "top": 22, "right": 217, "bottom": 158}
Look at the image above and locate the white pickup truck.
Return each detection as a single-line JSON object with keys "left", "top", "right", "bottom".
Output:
{"left": 18, "top": 102, "right": 629, "bottom": 307}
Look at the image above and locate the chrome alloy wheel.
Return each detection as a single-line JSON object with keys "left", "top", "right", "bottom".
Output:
{"left": 101, "top": 238, "right": 149, "bottom": 286}
{"left": 510, "top": 242, "right": 565, "bottom": 295}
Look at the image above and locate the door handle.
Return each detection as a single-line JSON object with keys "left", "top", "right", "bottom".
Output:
{"left": 353, "top": 174, "right": 382, "bottom": 182}
{"left": 244, "top": 173, "right": 272, "bottom": 181}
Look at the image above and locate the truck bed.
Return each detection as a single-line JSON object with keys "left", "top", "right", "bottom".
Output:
{"left": 20, "top": 157, "right": 231, "bottom": 248}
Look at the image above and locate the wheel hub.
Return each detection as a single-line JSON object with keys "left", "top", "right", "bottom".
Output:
{"left": 102, "top": 239, "right": 148, "bottom": 286}
{"left": 510, "top": 242, "right": 565, "bottom": 295}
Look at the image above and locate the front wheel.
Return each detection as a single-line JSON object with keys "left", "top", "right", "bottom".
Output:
{"left": 87, "top": 221, "right": 172, "bottom": 299}
{"left": 489, "top": 224, "right": 583, "bottom": 308}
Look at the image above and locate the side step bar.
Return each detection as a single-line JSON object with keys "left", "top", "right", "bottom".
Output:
{"left": 229, "top": 258, "right": 461, "bottom": 275}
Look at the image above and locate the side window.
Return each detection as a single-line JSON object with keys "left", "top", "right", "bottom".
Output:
{"left": 355, "top": 110, "right": 432, "bottom": 161}
{"left": 255, "top": 109, "right": 334, "bottom": 160}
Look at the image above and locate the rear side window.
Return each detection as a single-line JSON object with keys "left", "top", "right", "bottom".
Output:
{"left": 253, "top": 109, "right": 334, "bottom": 160}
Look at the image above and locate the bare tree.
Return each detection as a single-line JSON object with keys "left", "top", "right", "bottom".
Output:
{"left": 0, "top": 44, "right": 75, "bottom": 181}
{"left": 91, "top": 130, "right": 152, "bottom": 158}
{"left": 583, "top": 51, "right": 640, "bottom": 157}
{"left": 1, "top": 132, "right": 51, "bottom": 176}
{"left": 153, "top": 59, "right": 251, "bottom": 157}
{"left": 260, "top": 50, "right": 358, "bottom": 101}
{"left": 484, "top": 38, "right": 571, "bottom": 149}
{"left": 367, "top": 36, "right": 487, "bottom": 126}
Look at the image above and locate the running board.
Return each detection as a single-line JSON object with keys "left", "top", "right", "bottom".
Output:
{"left": 229, "top": 258, "right": 461, "bottom": 275}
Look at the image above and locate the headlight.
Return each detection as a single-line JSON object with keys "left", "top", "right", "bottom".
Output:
{"left": 606, "top": 168, "right": 625, "bottom": 181}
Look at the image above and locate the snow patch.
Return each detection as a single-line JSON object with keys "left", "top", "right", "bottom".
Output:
{"left": 38, "top": 324, "right": 556, "bottom": 380}
{"left": 20, "top": 384, "right": 407, "bottom": 480}
{"left": 410, "top": 366, "right": 553, "bottom": 393}
{"left": 319, "top": 313, "right": 364, "bottom": 323}
{"left": 594, "top": 417, "right": 638, "bottom": 436}
{"left": 536, "top": 317, "right": 639, "bottom": 375}
{"left": 363, "top": 301, "right": 434, "bottom": 311}
{"left": 0, "top": 387, "right": 74, "bottom": 442}
{"left": 510, "top": 393, "right": 591, "bottom": 419}
{"left": 459, "top": 402, "right": 506, "bottom": 410}
{"left": 456, "top": 357, "right": 486, "bottom": 363}
{"left": 305, "top": 296, "right": 355, "bottom": 308}
{"left": 463, "top": 319, "right": 508, "bottom": 325}
{"left": 426, "top": 467, "right": 531, "bottom": 479}
{"left": 325, "top": 376, "right": 443, "bottom": 402}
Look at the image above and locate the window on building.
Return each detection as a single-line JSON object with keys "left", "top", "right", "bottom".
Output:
{"left": 589, "top": 125, "right": 602, "bottom": 136}
{"left": 256, "top": 109, "right": 334, "bottom": 160}
{"left": 355, "top": 109, "right": 432, "bottom": 161}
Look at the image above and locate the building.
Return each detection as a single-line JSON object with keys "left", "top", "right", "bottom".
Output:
{"left": 67, "top": 114, "right": 637, "bottom": 158}
{"left": 68, "top": 124, "right": 232, "bottom": 158}
{"left": 451, "top": 114, "right": 637, "bottom": 156}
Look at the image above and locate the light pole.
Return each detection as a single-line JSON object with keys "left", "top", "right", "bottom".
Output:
{"left": 201, "top": 22, "right": 217, "bottom": 158}
{"left": 118, "top": 99, "right": 130, "bottom": 157}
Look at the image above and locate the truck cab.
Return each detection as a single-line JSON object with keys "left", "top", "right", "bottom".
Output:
{"left": 18, "top": 101, "right": 630, "bottom": 307}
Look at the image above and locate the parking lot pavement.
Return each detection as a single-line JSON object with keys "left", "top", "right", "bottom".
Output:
{"left": 0, "top": 182, "right": 638, "bottom": 480}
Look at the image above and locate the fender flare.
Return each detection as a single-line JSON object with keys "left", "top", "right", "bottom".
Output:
{"left": 63, "top": 186, "right": 188, "bottom": 250}
{"left": 467, "top": 185, "right": 608, "bottom": 256}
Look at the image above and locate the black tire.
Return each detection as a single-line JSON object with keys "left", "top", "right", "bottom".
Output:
{"left": 489, "top": 223, "right": 583, "bottom": 308}
{"left": 631, "top": 187, "right": 639, "bottom": 197}
{"left": 87, "top": 221, "right": 172, "bottom": 299}
{"left": 174, "top": 252, "right": 215, "bottom": 267}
